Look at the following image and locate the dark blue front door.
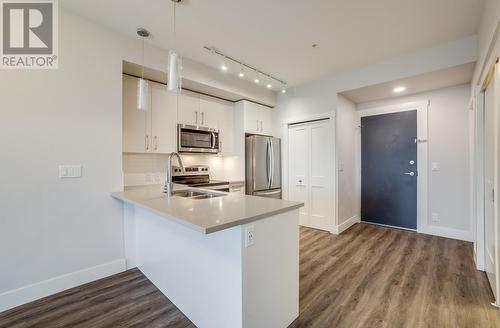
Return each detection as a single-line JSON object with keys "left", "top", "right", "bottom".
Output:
{"left": 361, "top": 110, "right": 417, "bottom": 230}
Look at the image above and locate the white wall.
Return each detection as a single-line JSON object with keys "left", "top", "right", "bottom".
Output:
{"left": 357, "top": 84, "right": 472, "bottom": 240}
{"left": 0, "top": 8, "right": 255, "bottom": 310}
{"left": 123, "top": 153, "right": 242, "bottom": 187}
{"left": 274, "top": 36, "right": 477, "bottom": 139}
{"left": 274, "top": 36, "right": 477, "bottom": 241}
{"left": 336, "top": 95, "right": 360, "bottom": 226}
{"left": 0, "top": 10, "right": 125, "bottom": 310}
{"left": 473, "top": 0, "right": 500, "bottom": 87}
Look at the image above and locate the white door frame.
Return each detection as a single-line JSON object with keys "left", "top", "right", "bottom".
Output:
{"left": 473, "top": 19, "right": 500, "bottom": 275}
{"left": 357, "top": 101, "right": 429, "bottom": 233}
{"left": 282, "top": 112, "right": 337, "bottom": 233}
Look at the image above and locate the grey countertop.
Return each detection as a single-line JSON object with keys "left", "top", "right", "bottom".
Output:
{"left": 111, "top": 184, "right": 303, "bottom": 234}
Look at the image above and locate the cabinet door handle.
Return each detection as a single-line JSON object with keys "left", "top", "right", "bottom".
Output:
{"left": 195, "top": 111, "right": 198, "bottom": 125}
{"left": 154, "top": 136, "right": 158, "bottom": 151}
{"left": 257, "top": 120, "right": 260, "bottom": 131}
{"left": 145, "top": 135, "right": 150, "bottom": 151}
{"left": 201, "top": 112, "right": 205, "bottom": 125}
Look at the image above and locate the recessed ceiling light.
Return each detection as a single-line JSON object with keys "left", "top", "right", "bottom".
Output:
{"left": 267, "top": 83, "right": 272, "bottom": 89}
{"left": 393, "top": 86, "right": 406, "bottom": 93}
{"left": 281, "top": 88, "right": 287, "bottom": 94}
{"left": 254, "top": 78, "right": 260, "bottom": 84}
{"left": 238, "top": 71, "right": 244, "bottom": 78}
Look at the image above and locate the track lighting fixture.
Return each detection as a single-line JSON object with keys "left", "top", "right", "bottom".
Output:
{"left": 204, "top": 45, "right": 287, "bottom": 92}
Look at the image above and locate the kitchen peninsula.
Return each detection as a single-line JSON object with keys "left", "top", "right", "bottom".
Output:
{"left": 112, "top": 184, "right": 303, "bottom": 328}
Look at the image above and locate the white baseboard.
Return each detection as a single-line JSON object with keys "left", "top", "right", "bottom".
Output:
{"left": 0, "top": 259, "right": 126, "bottom": 313}
{"left": 417, "top": 225, "right": 473, "bottom": 242}
{"left": 332, "top": 215, "right": 360, "bottom": 234}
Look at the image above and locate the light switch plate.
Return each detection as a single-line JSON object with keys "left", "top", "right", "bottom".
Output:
{"left": 431, "top": 162, "right": 440, "bottom": 171}
{"left": 59, "top": 165, "right": 82, "bottom": 178}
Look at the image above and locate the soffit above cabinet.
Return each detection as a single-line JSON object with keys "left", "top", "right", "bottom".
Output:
{"left": 123, "top": 61, "right": 276, "bottom": 107}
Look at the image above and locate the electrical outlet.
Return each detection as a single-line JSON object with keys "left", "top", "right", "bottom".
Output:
{"left": 431, "top": 212, "right": 439, "bottom": 223}
{"left": 59, "top": 165, "right": 82, "bottom": 178}
{"left": 245, "top": 226, "right": 255, "bottom": 248}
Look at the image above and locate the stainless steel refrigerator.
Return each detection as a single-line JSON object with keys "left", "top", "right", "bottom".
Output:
{"left": 245, "top": 135, "right": 281, "bottom": 199}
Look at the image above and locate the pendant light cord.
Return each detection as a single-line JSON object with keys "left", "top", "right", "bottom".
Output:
{"left": 141, "top": 36, "right": 145, "bottom": 80}
{"left": 172, "top": 1, "right": 179, "bottom": 117}
{"left": 172, "top": 1, "right": 176, "bottom": 50}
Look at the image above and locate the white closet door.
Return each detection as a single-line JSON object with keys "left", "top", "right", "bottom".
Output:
{"left": 484, "top": 63, "right": 500, "bottom": 303}
{"left": 309, "top": 121, "right": 332, "bottom": 231}
{"left": 485, "top": 84, "right": 496, "bottom": 299}
{"left": 288, "top": 124, "right": 310, "bottom": 226}
{"left": 288, "top": 119, "right": 333, "bottom": 231}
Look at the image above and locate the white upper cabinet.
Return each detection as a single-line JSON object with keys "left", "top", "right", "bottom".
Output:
{"left": 151, "top": 81, "right": 177, "bottom": 154}
{"left": 237, "top": 100, "right": 274, "bottom": 136}
{"left": 220, "top": 102, "right": 235, "bottom": 155}
{"left": 258, "top": 106, "right": 273, "bottom": 136}
{"left": 123, "top": 75, "right": 151, "bottom": 153}
{"left": 178, "top": 90, "right": 201, "bottom": 126}
{"left": 199, "top": 95, "right": 224, "bottom": 128}
{"left": 123, "top": 75, "right": 177, "bottom": 154}
{"left": 123, "top": 75, "right": 236, "bottom": 156}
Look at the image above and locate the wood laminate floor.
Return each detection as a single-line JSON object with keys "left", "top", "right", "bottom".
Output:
{"left": 1, "top": 223, "right": 499, "bottom": 328}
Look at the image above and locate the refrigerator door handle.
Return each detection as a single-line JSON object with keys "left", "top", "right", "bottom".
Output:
{"left": 266, "top": 139, "right": 271, "bottom": 188}
{"left": 270, "top": 139, "right": 274, "bottom": 187}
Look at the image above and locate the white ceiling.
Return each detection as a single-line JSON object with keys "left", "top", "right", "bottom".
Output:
{"left": 62, "top": 0, "right": 483, "bottom": 87}
{"left": 341, "top": 62, "right": 476, "bottom": 104}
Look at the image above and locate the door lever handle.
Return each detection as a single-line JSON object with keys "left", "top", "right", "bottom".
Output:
{"left": 403, "top": 172, "right": 415, "bottom": 177}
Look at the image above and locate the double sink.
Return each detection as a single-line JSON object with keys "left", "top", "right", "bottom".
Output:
{"left": 170, "top": 189, "right": 226, "bottom": 200}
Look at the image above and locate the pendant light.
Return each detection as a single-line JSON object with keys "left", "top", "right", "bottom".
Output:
{"left": 136, "top": 28, "right": 150, "bottom": 111}
{"left": 167, "top": 0, "right": 182, "bottom": 93}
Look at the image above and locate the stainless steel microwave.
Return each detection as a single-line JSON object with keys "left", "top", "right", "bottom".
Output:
{"left": 178, "top": 124, "right": 220, "bottom": 154}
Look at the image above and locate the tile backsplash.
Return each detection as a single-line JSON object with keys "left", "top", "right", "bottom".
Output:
{"left": 123, "top": 153, "right": 243, "bottom": 187}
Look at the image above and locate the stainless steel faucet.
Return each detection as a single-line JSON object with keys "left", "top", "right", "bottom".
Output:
{"left": 164, "top": 152, "right": 185, "bottom": 196}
